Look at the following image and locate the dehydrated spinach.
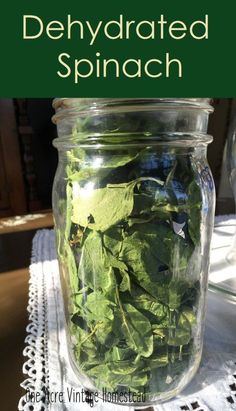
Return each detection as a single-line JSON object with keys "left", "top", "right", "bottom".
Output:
{"left": 57, "top": 144, "right": 202, "bottom": 398}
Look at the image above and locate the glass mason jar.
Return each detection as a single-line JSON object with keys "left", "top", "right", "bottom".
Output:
{"left": 52, "top": 98, "right": 215, "bottom": 406}
{"left": 226, "top": 128, "right": 236, "bottom": 264}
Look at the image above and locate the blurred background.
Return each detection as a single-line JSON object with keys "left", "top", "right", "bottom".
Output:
{"left": 0, "top": 98, "right": 236, "bottom": 411}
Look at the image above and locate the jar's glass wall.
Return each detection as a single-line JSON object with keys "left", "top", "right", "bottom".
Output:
{"left": 52, "top": 99, "right": 215, "bottom": 405}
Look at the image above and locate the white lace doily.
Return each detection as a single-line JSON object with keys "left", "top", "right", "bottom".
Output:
{"left": 18, "top": 218, "right": 236, "bottom": 411}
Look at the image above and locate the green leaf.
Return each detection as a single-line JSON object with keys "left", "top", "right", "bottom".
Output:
{"left": 67, "top": 154, "right": 136, "bottom": 183}
{"left": 64, "top": 241, "right": 78, "bottom": 296}
{"left": 167, "top": 307, "right": 196, "bottom": 346}
{"left": 146, "top": 353, "right": 168, "bottom": 370}
{"left": 71, "top": 324, "right": 99, "bottom": 365}
{"left": 103, "top": 226, "right": 124, "bottom": 257}
{"left": 107, "top": 345, "right": 136, "bottom": 362}
{"left": 115, "top": 291, "right": 153, "bottom": 358}
{"left": 85, "top": 291, "right": 115, "bottom": 322}
{"left": 65, "top": 183, "right": 73, "bottom": 239}
{"left": 78, "top": 231, "right": 116, "bottom": 291}
{"left": 72, "top": 181, "right": 136, "bottom": 232}
{"left": 71, "top": 177, "right": 163, "bottom": 232}
{"left": 187, "top": 180, "right": 202, "bottom": 245}
{"left": 129, "top": 286, "right": 168, "bottom": 323}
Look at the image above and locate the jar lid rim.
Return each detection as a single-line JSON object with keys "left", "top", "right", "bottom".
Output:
{"left": 53, "top": 98, "right": 213, "bottom": 111}
{"left": 52, "top": 98, "right": 213, "bottom": 124}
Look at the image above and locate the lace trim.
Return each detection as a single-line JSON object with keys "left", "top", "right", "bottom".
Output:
{"left": 18, "top": 231, "right": 50, "bottom": 411}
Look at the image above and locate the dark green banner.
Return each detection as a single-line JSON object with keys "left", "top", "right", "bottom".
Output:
{"left": 0, "top": 0, "right": 235, "bottom": 97}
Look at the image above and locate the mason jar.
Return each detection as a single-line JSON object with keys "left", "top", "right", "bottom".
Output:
{"left": 226, "top": 128, "right": 236, "bottom": 265}
{"left": 52, "top": 98, "right": 215, "bottom": 406}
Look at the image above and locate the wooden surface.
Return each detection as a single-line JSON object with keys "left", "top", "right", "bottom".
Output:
{"left": 0, "top": 212, "right": 53, "bottom": 411}
{"left": 0, "top": 268, "right": 29, "bottom": 411}
{"left": 0, "top": 99, "right": 27, "bottom": 216}
{"left": 0, "top": 210, "right": 53, "bottom": 235}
